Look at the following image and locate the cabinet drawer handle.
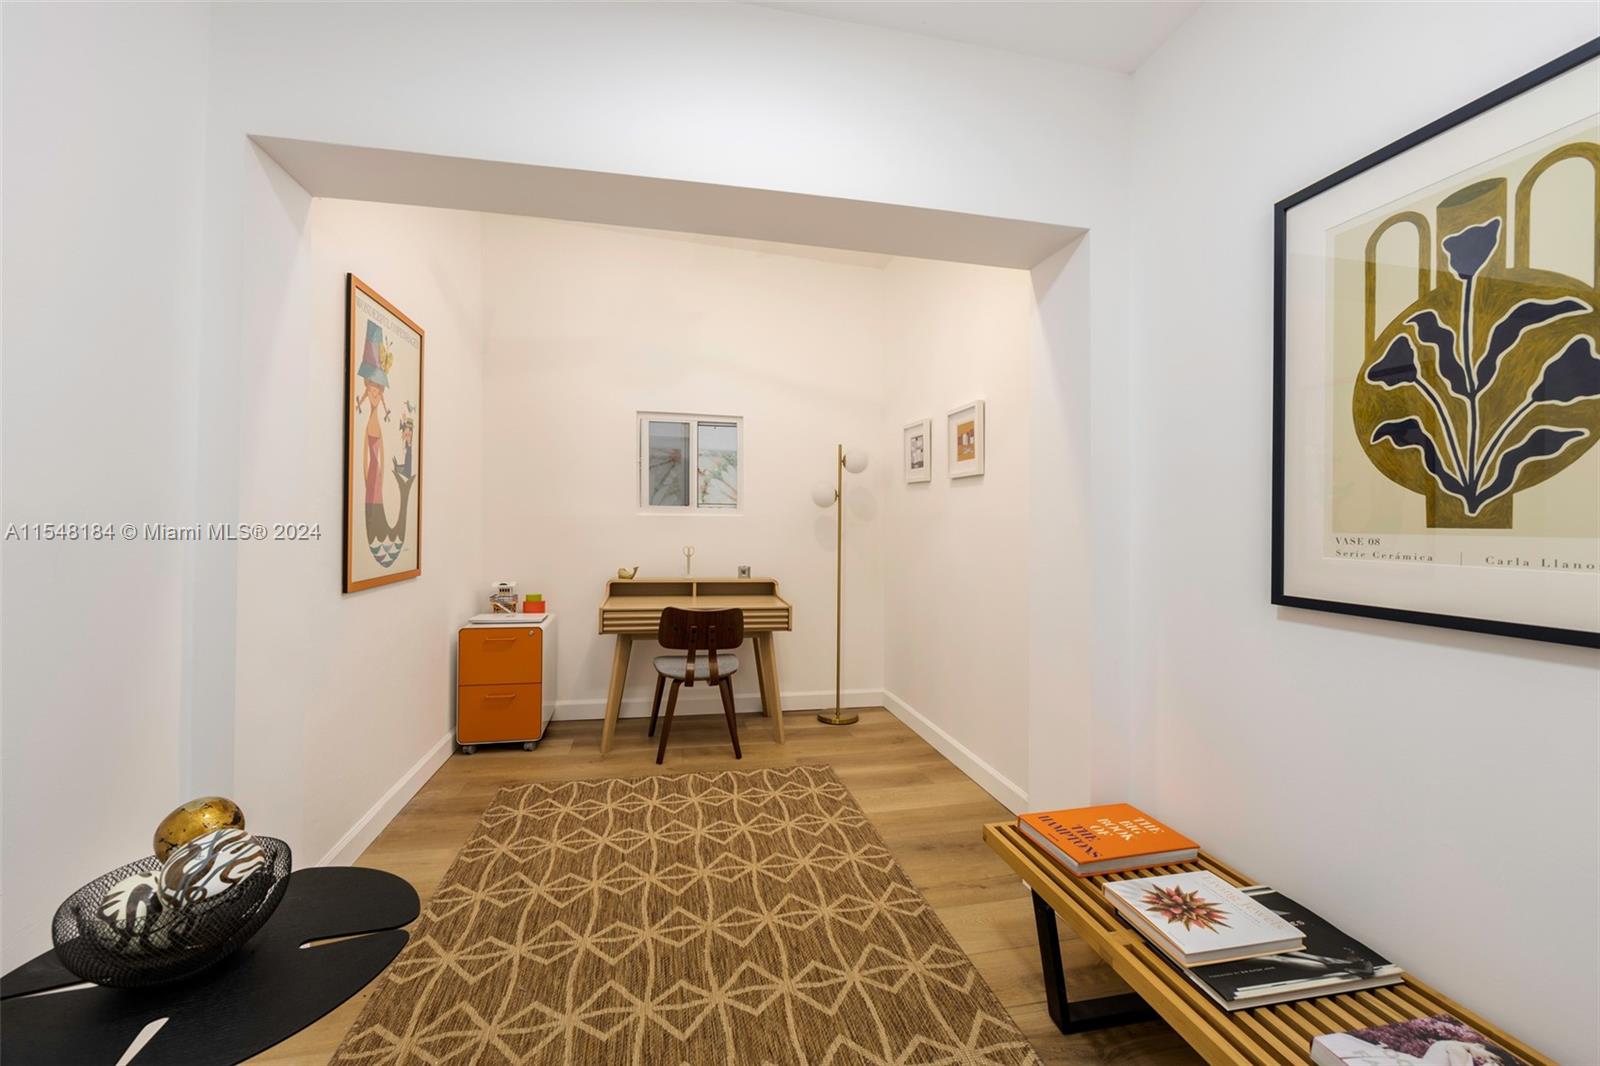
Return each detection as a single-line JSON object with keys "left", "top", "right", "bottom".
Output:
{"left": 482, "top": 694, "right": 516, "bottom": 703}
{"left": 482, "top": 636, "right": 516, "bottom": 645}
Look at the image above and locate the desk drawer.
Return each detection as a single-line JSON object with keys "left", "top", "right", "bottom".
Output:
{"left": 458, "top": 683, "right": 541, "bottom": 743}
{"left": 460, "top": 626, "right": 542, "bottom": 685}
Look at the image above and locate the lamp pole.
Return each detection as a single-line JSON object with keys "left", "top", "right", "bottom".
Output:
{"left": 819, "top": 444, "right": 858, "bottom": 726}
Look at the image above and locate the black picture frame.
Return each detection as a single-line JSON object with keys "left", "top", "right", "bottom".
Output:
{"left": 1272, "top": 36, "right": 1600, "bottom": 650}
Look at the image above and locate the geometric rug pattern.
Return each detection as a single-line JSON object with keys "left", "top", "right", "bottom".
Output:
{"left": 333, "top": 765, "right": 1039, "bottom": 1065}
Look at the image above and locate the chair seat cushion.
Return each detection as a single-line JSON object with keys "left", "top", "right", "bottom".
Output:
{"left": 653, "top": 653, "right": 739, "bottom": 681}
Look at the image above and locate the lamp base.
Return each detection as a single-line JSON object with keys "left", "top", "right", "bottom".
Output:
{"left": 816, "top": 710, "right": 859, "bottom": 726}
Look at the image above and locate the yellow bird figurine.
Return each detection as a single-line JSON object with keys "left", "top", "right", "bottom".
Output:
{"left": 617, "top": 566, "right": 639, "bottom": 579}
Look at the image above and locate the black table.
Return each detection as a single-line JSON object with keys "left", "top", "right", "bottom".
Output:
{"left": 1, "top": 866, "right": 418, "bottom": 1065}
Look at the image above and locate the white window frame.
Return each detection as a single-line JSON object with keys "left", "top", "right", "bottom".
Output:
{"left": 637, "top": 412, "right": 744, "bottom": 514}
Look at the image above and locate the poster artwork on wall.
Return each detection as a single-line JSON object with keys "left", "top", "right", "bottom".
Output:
{"left": 344, "top": 274, "right": 424, "bottom": 593}
{"left": 947, "top": 401, "right": 985, "bottom": 479}
{"left": 1274, "top": 38, "right": 1600, "bottom": 647}
{"left": 903, "top": 418, "right": 932, "bottom": 483}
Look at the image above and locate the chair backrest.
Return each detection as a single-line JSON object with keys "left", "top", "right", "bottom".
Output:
{"left": 658, "top": 607, "right": 744, "bottom": 651}
{"left": 658, "top": 607, "right": 744, "bottom": 683}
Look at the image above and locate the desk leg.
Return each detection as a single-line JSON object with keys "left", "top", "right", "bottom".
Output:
{"left": 752, "top": 639, "right": 769, "bottom": 717}
{"left": 1031, "top": 891, "right": 1157, "bottom": 1035}
{"left": 600, "top": 635, "right": 634, "bottom": 756}
{"left": 754, "top": 633, "right": 784, "bottom": 743}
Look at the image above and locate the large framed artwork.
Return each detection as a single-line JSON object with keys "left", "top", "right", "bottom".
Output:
{"left": 344, "top": 275, "right": 424, "bottom": 593}
{"left": 1274, "top": 38, "right": 1599, "bottom": 648}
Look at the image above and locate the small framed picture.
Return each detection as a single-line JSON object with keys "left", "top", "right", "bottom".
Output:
{"left": 947, "top": 401, "right": 985, "bottom": 479}
{"left": 903, "top": 418, "right": 932, "bottom": 483}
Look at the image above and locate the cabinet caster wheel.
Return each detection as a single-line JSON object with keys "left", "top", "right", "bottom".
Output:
{"left": 522, "top": 741, "right": 537, "bottom": 751}
{"left": 460, "top": 745, "right": 476, "bottom": 755}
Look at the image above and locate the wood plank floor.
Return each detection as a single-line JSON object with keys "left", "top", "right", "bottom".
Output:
{"left": 252, "top": 707, "right": 1200, "bottom": 1065}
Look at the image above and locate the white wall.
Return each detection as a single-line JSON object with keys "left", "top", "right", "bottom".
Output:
{"left": 1028, "top": 235, "right": 1101, "bottom": 814}
{"left": 881, "top": 259, "right": 1037, "bottom": 808}
{"left": 231, "top": 196, "right": 487, "bottom": 867}
{"left": 0, "top": 2, "right": 211, "bottom": 963}
{"left": 9, "top": 0, "right": 1119, "bottom": 966}
{"left": 1127, "top": 4, "right": 1600, "bottom": 1060}
{"left": 206, "top": 2, "right": 1128, "bottom": 231}
{"left": 476, "top": 213, "right": 1049, "bottom": 807}
{"left": 202, "top": 0, "right": 1130, "bottom": 814}
{"left": 480, "top": 218, "right": 887, "bottom": 718}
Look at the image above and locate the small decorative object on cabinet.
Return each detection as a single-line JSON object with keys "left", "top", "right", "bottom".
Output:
{"left": 456, "top": 613, "right": 555, "bottom": 753}
{"left": 947, "top": 401, "right": 985, "bottom": 478}
{"left": 1274, "top": 38, "right": 1600, "bottom": 647}
{"left": 617, "top": 565, "right": 640, "bottom": 580}
{"left": 488, "top": 580, "right": 518, "bottom": 613}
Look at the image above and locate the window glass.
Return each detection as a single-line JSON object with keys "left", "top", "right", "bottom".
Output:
{"left": 647, "top": 420, "right": 691, "bottom": 507}
{"left": 697, "top": 421, "right": 739, "bottom": 507}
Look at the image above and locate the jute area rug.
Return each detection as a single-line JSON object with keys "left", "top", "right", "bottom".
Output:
{"left": 334, "top": 765, "right": 1039, "bottom": 1065}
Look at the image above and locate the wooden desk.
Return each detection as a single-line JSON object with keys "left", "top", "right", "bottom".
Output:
{"left": 984, "top": 823, "right": 1554, "bottom": 1066}
{"left": 597, "top": 578, "right": 793, "bottom": 754}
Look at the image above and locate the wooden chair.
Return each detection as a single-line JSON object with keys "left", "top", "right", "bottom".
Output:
{"left": 648, "top": 607, "right": 743, "bottom": 765}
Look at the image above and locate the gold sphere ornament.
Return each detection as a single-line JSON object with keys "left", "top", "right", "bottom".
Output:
{"left": 152, "top": 796, "right": 245, "bottom": 861}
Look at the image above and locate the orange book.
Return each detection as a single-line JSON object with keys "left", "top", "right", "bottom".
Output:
{"left": 1017, "top": 803, "right": 1198, "bottom": 876}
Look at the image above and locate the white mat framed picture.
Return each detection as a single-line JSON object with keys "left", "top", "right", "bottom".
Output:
{"left": 1273, "top": 38, "right": 1599, "bottom": 647}
{"left": 947, "top": 401, "right": 985, "bottom": 479}
{"left": 903, "top": 418, "right": 932, "bottom": 483}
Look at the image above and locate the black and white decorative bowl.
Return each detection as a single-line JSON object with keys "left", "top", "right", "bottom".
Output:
{"left": 51, "top": 836, "right": 291, "bottom": 987}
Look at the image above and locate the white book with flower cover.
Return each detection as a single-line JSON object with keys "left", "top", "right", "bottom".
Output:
{"left": 1103, "top": 871, "right": 1304, "bottom": 967}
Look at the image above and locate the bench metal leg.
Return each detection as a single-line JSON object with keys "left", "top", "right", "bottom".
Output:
{"left": 1032, "top": 890, "right": 1159, "bottom": 1035}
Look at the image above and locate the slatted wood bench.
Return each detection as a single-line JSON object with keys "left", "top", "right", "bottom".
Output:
{"left": 984, "top": 823, "right": 1554, "bottom": 1066}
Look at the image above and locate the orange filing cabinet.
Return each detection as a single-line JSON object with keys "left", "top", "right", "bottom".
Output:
{"left": 456, "top": 615, "right": 554, "bottom": 753}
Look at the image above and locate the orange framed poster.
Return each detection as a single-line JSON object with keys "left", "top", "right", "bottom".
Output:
{"left": 344, "top": 274, "right": 424, "bottom": 593}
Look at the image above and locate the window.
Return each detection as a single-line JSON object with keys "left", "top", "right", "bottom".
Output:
{"left": 639, "top": 413, "right": 742, "bottom": 511}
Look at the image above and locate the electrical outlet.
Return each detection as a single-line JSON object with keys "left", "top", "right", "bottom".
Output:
{"left": 738, "top": 565, "right": 751, "bottom": 578}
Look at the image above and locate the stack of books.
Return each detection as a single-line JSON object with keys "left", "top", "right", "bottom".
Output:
{"left": 1103, "top": 871, "right": 1305, "bottom": 967}
{"left": 1310, "top": 1013, "right": 1525, "bottom": 1065}
{"left": 1184, "top": 887, "right": 1402, "bottom": 1009}
{"left": 1016, "top": 803, "right": 1198, "bottom": 875}
{"left": 1102, "top": 871, "right": 1405, "bottom": 1008}
{"left": 1016, "top": 803, "right": 1402, "bottom": 1010}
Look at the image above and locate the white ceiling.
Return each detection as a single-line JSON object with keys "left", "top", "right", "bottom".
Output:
{"left": 750, "top": 1, "right": 1201, "bottom": 74}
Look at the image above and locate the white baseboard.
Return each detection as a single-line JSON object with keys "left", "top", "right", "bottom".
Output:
{"left": 881, "top": 690, "right": 1028, "bottom": 813}
{"left": 316, "top": 731, "right": 454, "bottom": 868}
{"left": 311, "top": 690, "right": 1015, "bottom": 869}
{"left": 553, "top": 688, "right": 885, "bottom": 720}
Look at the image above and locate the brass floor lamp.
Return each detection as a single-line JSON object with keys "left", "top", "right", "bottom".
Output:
{"left": 811, "top": 444, "right": 868, "bottom": 726}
